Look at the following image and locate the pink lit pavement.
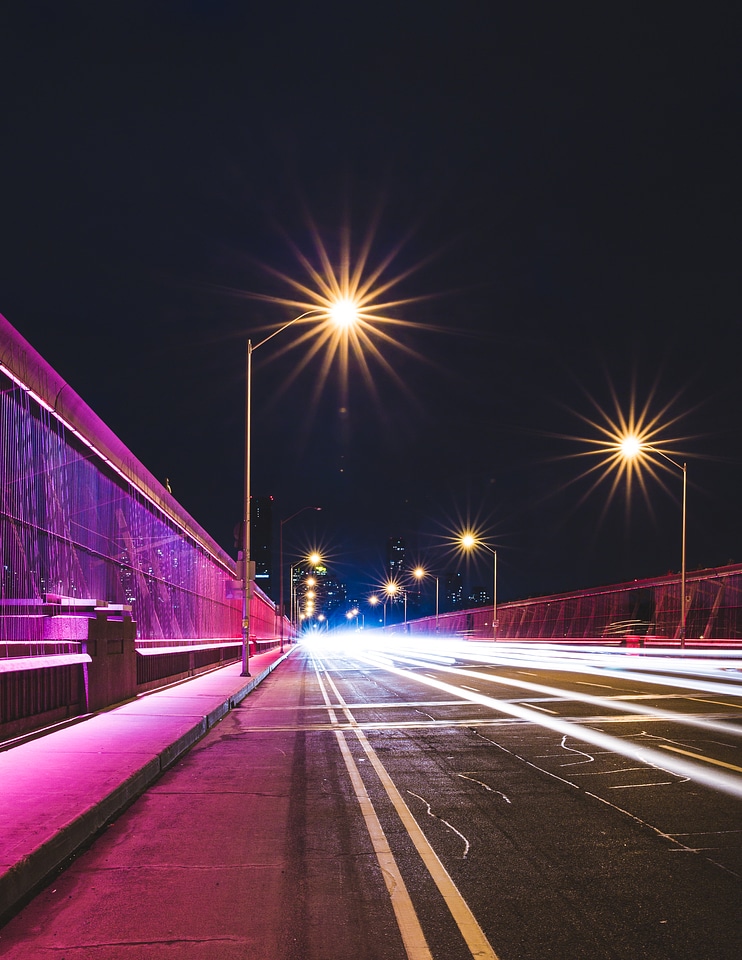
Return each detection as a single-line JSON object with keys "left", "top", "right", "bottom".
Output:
{"left": 0, "top": 647, "right": 292, "bottom": 925}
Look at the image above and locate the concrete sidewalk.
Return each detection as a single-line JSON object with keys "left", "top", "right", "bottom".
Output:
{"left": 0, "top": 646, "right": 293, "bottom": 925}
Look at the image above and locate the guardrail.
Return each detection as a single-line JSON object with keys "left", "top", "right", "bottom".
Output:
{"left": 0, "top": 598, "right": 291, "bottom": 746}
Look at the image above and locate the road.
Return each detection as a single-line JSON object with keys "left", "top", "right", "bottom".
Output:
{"left": 2, "top": 636, "right": 741, "bottom": 959}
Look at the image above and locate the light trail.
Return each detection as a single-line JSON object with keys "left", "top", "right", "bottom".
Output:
{"left": 363, "top": 650, "right": 742, "bottom": 742}
{"left": 350, "top": 650, "right": 742, "bottom": 801}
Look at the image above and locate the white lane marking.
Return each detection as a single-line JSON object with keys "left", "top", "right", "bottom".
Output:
{"left": 461, "top": 685, "right": 481, "bottom": 692}
{"left": 333, "top": 731, "right": 432, "bottom": 959}
{"left": 523, "top": 703, "right": 558, "bottom": 715}
{"left": 319, "top": 660, "right": 501, "bottom": 960}
{"left": 312, "top": 659, "right": 433, "bottom": 960}
{"left": 408, "top": 791, "right": 471, "bottom": 859}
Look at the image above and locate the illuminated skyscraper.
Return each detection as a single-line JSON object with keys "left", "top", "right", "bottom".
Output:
{"left": 387, "top": 537, "right": 405, "bottom": 580}
{"left": 443, "top": 571, "right": 464, "bottom": 611}
{"left": 251, "top": 496, "right": 273, "bottom": 595}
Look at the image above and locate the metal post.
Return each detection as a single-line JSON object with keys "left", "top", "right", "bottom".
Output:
{"left": 242, "top": 340, "right": 252, "bottom": 676}
{"left": 279, "top": 518, "right": 285, "bottom": 653}
{"left": 435, "top": 577, "right": 439, "bottom": 632}
{"left": 680, "top": 462, "right": 687, "bottom": 649}
{"left": 493, "top": 549, "right": 497, "bottom": 640}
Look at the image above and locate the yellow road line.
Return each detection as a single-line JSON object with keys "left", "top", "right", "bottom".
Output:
{"left": 659, "top": 744, "right": 742, "bottom": 774}
{"left": 312, "top": 659, "right": 433, "bottom": 960}
{"left": 320, "top": 664, "right": 500, "bottom": 960}
{"left": 690, "top": 697, "right": 742, "bottom": 711}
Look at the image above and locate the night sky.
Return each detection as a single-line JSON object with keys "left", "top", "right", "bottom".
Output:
{"left": 2, "top": 4, "right": 741, "bottom": 605}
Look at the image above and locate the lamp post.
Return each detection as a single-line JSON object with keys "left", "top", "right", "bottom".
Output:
{"left": 279, "top": 506, "right": 321, "bottom": 653}
{"left": 384, "top": 581, "right": 399, "bottom": 628}
{"left": 620, "top": 438, "right": 688, "bottom": 647}
{"left": 242, "top": 303, "right": 358, "bottom": 676}
{"left": 290, "top": 555, "right": 322, "bottom": 636}
{"left": 411, "top": 566, "right": 439, "bottom": 631}
{"left": 460, "top": 533, "right": 497, "bottom": 639}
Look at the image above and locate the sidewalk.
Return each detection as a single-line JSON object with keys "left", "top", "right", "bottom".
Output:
{"left": 0, "top": 646, "right": 293, "bottom": 925}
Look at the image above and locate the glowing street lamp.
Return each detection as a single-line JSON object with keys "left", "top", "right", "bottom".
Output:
{"left": 382, "top": 581, "right": 399, "bottom": 627}
{"left": 241, "top": 305, "right": 357, "bottom": 675}
{"left": 411, "top": 565, "right": 439, "bottom": 631}
{"left": 290, "top": 559, "right": 322, "bottom": 634}
{"left": 619, "top": 436, "right": 688, "bottom": 647}
{"left": 459, "top": 532, "right": 497, "bottom": 639}
{"left": 279, "top": 506, "right": 321, "bottom": 653}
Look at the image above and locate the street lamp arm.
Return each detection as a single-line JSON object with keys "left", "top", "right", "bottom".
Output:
{"left": 252, "top": 310, "right": 318, "bottom": 352}
{"left": 282, "top": 505, "right": 322, "bottom": 527}
{"left": 643, "top": 444, "right": 686, "bottom": 475}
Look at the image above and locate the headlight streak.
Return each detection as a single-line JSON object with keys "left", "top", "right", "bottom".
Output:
{"left": 364, "top": 651, "right": 742, "bottom": 741}
{"left": 379, "top": 639, "right": 742, "bottom": 700}
{"left": 454, "top": 653, "right": 742, "bottom": 701}
{"left": 355, "top": 652, "right": 742, "bottom": 801}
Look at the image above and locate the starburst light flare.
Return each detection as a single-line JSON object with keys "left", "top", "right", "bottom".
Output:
{"left": 234, "top": 211, "right": 444, "bottom": 415}
{"left": 561, "top": 378, "right": 695, "bottom": 517}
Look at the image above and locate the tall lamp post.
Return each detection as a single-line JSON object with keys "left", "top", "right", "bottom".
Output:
{"left": 242, "top": 303, "right": 358, "bottom": 676}
{"left": 412, "top": 566, "right": 439, "bottom": 631}
{"left": 279, "top": 506, "right": 321, "bottom": 653}
{"left": 384, "top": 581, "right": 399, "bottom": 628}
{"left": 460, "top": 533, "right": 497, "bottom": 639}
{"left": 368, "top": 594, "right": 380, "bottom": 626}
{"left": 620, "top": 438, "right": 688, "bottom": 647}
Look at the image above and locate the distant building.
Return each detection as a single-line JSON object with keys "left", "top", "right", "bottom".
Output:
{"left": 251, "top": 496, "right": 273, "bottom": 596}
{"left": 293, "top": 560, "right": 347, "bottom": 627}
{"left": 387, "top": 537, "right": 405, "bottom": 580}
{"left": 469, "top": 585, "right": 492, "bottom": 606}
{"left": 443, "top": 571, "right": 464, "bottom": 611}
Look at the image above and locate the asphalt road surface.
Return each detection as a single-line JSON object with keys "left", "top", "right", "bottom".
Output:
{"left": 2, "top": 636, "right": 741, "bottom": 959}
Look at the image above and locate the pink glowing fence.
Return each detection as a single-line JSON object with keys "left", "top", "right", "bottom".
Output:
{"left": 0, "top": 315, "right": 254, "bottom": 648}
{"left": 402, "top": 564, "right": 742, "bottom": 641}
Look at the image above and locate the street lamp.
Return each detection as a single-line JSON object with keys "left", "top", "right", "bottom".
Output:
{"left": 242, "top": 305, "right": 358, "bottom": 675}
{"left": 279, "top": 506, "right": 321, "bottom": 653}
{"left": 619, "top": 437, "right": 688, "bottom": 647}
{"left": 459, "top": 532, "right": 497, "bottom": 639}
{"left": 383, "top": 581, "right": 399, "bottom": 627}
{"left": 291, "top": 559, "right": 322, "bottom": 636}
{"left": 412, "top": 566, "right": 439, "bottom": 631}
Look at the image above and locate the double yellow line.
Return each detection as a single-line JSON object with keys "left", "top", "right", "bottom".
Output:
{"left": 312, "top": 654, "right": 499, "bottom": 960}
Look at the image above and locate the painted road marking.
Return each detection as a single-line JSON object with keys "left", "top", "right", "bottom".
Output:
{"left": 312, "top": 658, "right": 433, "bottom": 960}
{"left": 659, "top": 744, "right": 742, "bottom": 775}
{"left": 318, "top": 661, "right": 500, "bottom": 960}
